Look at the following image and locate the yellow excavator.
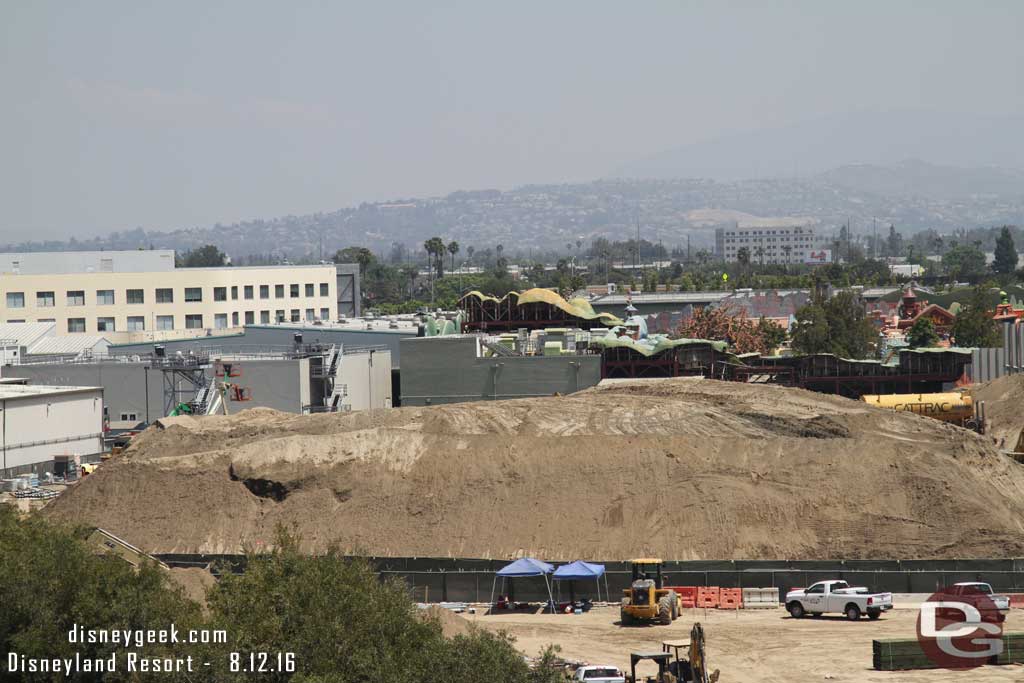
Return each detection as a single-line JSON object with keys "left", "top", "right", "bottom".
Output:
{"left": 620, "top": 559, "right": 681, "bottom": 626}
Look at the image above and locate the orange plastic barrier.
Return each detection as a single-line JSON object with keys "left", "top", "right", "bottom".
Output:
{"left": 668, "top": 586, "right": 698, "bottom": 608}
{"left": 696, "top": 586, "right": 720, "bottom": 608}
{"left": 719, "top": 587, "right": 742, "bottom": 609}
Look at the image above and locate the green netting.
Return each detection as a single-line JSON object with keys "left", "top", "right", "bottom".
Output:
{"left": 589, "top": 330, "right": 729, "bottom": 357}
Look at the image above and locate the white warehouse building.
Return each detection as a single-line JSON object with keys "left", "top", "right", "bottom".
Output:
{"left": 0, "top": 250, "right": 359, "bottom": 342}
{"left": 0, "top": 381, "right": 105, "bottom": 478}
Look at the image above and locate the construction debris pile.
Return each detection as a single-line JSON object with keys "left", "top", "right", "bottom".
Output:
{"left": 45, "top": 378, "right": 1024, "bottom": 559}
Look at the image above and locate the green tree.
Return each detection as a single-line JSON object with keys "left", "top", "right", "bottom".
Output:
{"left": 942, "top": 244, "right": 988, "bottom": 282}
{"left": 791, "top": 290, "right": 875, "bottom": 358}
{"left": 886, "top": 225, "right": 904, "bottom": 257}
{"left": 951, "top": 286, "right": 1001, "bottom": 348}
{"left": 423, "top": 237, "right": 445, "bottom": 279}
{"left": 447, "top": 240, "right": 460, "bottom": 272}
{"left": 905, "top": 316, "right": 939, "bottom": 348}
{"left": 736, "top": 247, "right": 751, "bottom": 269}
{"left": 993, "top": 226, "right": 1019, "bottom": 275}
{"left": 334, "top": 246, "right": 375, "bottom": 274}
{"left": 177, "top": 244, "right": 228, "bottom": 267}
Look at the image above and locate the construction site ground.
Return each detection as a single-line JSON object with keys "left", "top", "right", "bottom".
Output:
{"left": 470, "top": 604, "right": 1024, "bottom": 682}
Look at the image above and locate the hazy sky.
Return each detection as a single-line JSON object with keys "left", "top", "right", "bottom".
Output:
{"left": 2, "top": 1, "right": 1022, "bottom": 240}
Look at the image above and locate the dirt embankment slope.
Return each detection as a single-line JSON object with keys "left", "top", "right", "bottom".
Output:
{"left": 973, "top": 374, "right": 1024, "bottom": 452}
{"left": 45, "top": 378, "right": 1024, "bottom": 559}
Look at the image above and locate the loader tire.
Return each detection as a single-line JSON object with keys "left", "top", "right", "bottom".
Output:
{"left": 620, "top": 609, "right": 634, "bottom": 626}
{"left": 659, "top": 596, "right": 673, "bottom": 625}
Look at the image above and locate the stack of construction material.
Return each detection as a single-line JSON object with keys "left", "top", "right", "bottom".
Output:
{"left": 741, "top": 587, "right": 779, "bottom": 609}
{"left": 873, "top": 635, "right": 1024, "bottom": 670}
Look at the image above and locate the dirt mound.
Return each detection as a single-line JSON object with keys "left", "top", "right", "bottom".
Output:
{"left": 45, "top": 378, "right": 1024, "bottom": 559}
{"left": 973, "top": 374, "right": 1024, "bottom": 451}
{"left": 418, "top": 606, "right": 473, "bottom": 638}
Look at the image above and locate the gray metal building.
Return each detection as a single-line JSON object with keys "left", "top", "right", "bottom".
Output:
{"left": 399, "top": 336, "right": 601, "bottom": 406}
{"left": 107, "top": 323, "right": 415, "bottom": 367}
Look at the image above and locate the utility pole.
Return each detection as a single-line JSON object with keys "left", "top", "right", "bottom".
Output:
{"left": 873, "top": 218, "right": 877, "bottom": 260}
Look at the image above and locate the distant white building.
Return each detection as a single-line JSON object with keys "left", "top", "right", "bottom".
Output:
{"left": 715, "top": 226, "right": 819, "bottom": 264}
{"left": 0, "top": 382, "right": 104, "bottom": 478}
{"left": 0, "top": 250, "right": 353, "bottom": 341}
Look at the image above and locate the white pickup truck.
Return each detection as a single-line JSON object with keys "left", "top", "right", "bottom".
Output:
{"left": 945, "top": 582, "right": 1010, "bottom": 622}
{"left": 785, "top": 580, "right": 893, "bottom": 621}
{"left": 571, "top": 666, "right": 625, "bottom": 683}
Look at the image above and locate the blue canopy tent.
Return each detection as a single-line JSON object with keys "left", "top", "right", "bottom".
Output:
{"left": 490, "top": 558, "right": 555, "bottom": 612}
{"left": 552, "top": 561, "right": 609, "bottom": 603}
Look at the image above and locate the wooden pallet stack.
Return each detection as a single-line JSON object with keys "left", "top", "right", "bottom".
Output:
{"left": 874, "top": 634, "right": 1024, "bottom": 671}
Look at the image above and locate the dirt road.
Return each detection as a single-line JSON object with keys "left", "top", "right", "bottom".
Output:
{"left": 471, "top": 605, "right": 1024, "bottom": 682}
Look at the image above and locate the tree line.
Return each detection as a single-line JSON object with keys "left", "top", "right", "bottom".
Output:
{"left": 1, "top": 506, "right": 563, "bottom": 683}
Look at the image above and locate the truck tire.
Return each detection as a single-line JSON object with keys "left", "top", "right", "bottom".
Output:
{"left": 867, "top": 610, "right": 881, "bottom": 620}
{"left": 787, "top": 602, "right": 805, "bottom": 619}
{"left": 658, "top": 596, "right": 673, "bottom": 625}
{"left": 620, "top": 609, "right": 634, "bottom": 626}
{"left": 845, "top": 604, "right": 861, "bottom": 621}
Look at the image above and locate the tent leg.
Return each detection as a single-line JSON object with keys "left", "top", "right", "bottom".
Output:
{"left": 489, "top": 576, "right": 497, "bottom": 614}
{"left": 545, "top": 575, "right": 555, "bottom": 614}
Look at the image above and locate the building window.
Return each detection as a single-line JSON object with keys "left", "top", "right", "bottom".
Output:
{"left": 244, "top": 285, "right": 254, "bottom": 300}
{"left": 97, "top": 290, "right": 115, "bottom": 305}
{"left": 305, "top": 283, "right": 314, "bottom": 297}
{"left": 260, "top": 311, "right": 270, "bottom": 324}
{"left": 6, "top": 319, "right": 25, "bottom": 323}
{"left": 305, "top": 308, "right": 315, "bottom": 321}
{"left": 214, "top": 313, "right": 228, "bottom": 329}
{"left": 232, "top": 312, "right": 239, "bottom": 326}
{"left": 156, "top": 315, "right": 174, "bottom": 330}
{"left": 97, "top": 317, "right": 115, "bottom": 332}
{"left": 39, "top": 318, "right": 55, "bottom": 323}
{"left": 67, "top": 290, "right": 85, "bottom": 306}
{"left": 231, "top": 286, "right": 238, "bottom": 300}
{"left": 126, "top": 316, "right": 145, "bottom": 331}
{"left": 185, "top": 314, "right": 203, "bottom": 329}
{"left": 68, "top": 318, "right": 86, "bottom": 333}
{"left": 244, "top": 311, "right": 255, "bottom": 325}
{"left": 184, "top": 287, "right": 202, "bottom": 302}
{"left": 275, "top": 284, "right": 284, "bottom": 298}
{"left": 320, "top": 307, "right": 330, "bottom": 320}
{"left": 36, "top": 291, "right": 55, "bottom": 307}
{"left": 290, "top": 284, "right": 300, "bottom": 298}
{"left": 320, "top": 283, "right": 329, "bottom": 297}
{"left": 275, "top": 310, "right": 285, "bottom": 322}
{"left": 290, "top": 309, "right": 300, "bottom": 322}
{"left": 214, "top": 287, "right": 227, "bottom": 302}
{"left": 6, "top": 292, "right": 25, "bottom": 308}
{"left": 156, "top": 288, "right": 174, "bottom": 303}
{"left": 119, "top": 412, "right": 138, "bottom": 422}
{"left": 126, "top": 288, "right": 145, "bottom": 304}
{"left": 260, "top": 285, "right": 270, "bottom": 299}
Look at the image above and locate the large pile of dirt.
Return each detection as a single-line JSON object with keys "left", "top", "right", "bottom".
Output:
{"left": 972, "top": 374, "right": 1024, "bottom": 451}
{"left": 45, "top": 378, "right": 1024, "bottom": 559}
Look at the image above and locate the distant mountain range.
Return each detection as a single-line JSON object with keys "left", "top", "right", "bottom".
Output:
{"left": 3, "top": 161, "right": 1022, "bottom": 260}
{"left": 615, "top": 110, "right": 1024, "bottom": 184}
{"left": 816, "top": 160, "right": 1024, "bottom": 199}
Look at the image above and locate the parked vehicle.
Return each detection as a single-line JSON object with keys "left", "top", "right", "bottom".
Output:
{"left": 785, "top": 580, "right": 893, "bottom": 620}
{"left": 572, "top": 665, "right": 625, "bottom": 682}
{"left": 943, "top": 582, "right": 1010, "bottom": 623}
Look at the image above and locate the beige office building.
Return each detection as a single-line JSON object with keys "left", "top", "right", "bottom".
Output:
{"left": 0, "top": 250, "right": 343, "bottom": 341}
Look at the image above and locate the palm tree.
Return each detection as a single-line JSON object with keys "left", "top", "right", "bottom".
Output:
{"left": 467, "top": 245, "right": 475, "bottom": 264}
{"left": 423, "top": 237, "right": 445, "bottom": 280}
{"left": 447, "top": 240, "right": 460, "bottom": 273}
{"left": 754, "top": 246, "right": 765, "bottom": 266}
